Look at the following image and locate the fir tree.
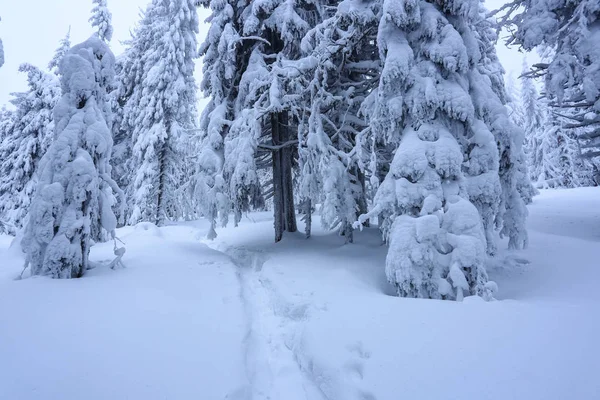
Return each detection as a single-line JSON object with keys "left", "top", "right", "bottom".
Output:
{"left": 195, "top": 0, "right": 245, "bottom": 239}
{"left": 48, "top": 28, "right": 71, "bottom": 74}
{"left": 355, "top": 0, "right": 526, "bottom": 300}
{"left": 89, "top": 0, "right": 114, "bottom": 42}
{"left": 198, "top": 0, "right": 325, "bottom": 241}
{"left": 21, "top": 36, "right": 121, "bottom": 278}
{"left": 298, "top": 0, "right": 380, "bottom": 241}
{"left": 493, "top": 0, "right": 600, "bottom": 161}
{"left": 0, "top": 64, "right": 61, "bottom": 233}
{"left": 123, "top": 0, "right": 199, "bottom": 225}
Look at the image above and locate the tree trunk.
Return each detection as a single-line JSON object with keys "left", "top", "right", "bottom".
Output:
{"left": 271, "top": 111, "right": 297, "bottom": 242}
{"left": 305, "top": 198, "right": 312, "bottom": 239}
{"left": 280, "top": 111, "right": 297, "bottom": 234}
{"left": 356, "top": 167, "right": 370, "bottom": 228}
{"left": 272, "top": 112, "right": 284, "bottom": 242}
{"left": 156, "top": 139, "right": 166, "bottom": 227}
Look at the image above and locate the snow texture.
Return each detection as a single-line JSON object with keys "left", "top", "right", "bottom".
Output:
{"left": 1, "top": 187, "right": 599, "bottom": 399}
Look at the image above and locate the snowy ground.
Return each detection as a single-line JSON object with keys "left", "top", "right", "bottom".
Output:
{"left": 1, "top": 188, "right": 599, "bottom": 400}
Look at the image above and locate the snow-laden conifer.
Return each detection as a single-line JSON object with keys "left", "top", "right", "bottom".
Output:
{"left": 89, "top": 0, "right": 113, "bottom": 42}
{"left": 48, "top": 29, "right": 71, "bottom": 74}
{"left": 195, "top": 0, "right": 244, "bottom": 238}
{"left": 123, "top": 0, "right": 199, "bottom": 225}
{"left": 298, "top": 0, "right": 380, "bottom": 241}
{"left": 494, "top": 0, "right": 600, "bottom": 160}
{"left": 197, "top": 0, "right": 322, "bottom": 241}
{"left": 355, "top": 0, "right": 527, "bottom": 300}
{"left": 21, "top": 36, "right": 121, "bottom": 278}
{"left": 0, "top": 65, "right": 61, "bottom": 233}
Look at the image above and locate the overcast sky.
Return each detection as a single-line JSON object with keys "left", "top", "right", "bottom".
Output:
{"left": 0, "top": 0, "right": 537, "bottom": 108}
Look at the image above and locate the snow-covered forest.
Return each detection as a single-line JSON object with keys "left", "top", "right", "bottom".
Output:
{"left": 0, "top": 0, "right": 599, "bottom": 398}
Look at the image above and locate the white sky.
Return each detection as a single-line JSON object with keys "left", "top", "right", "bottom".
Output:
{"left": 0, "top": 0, "right": 537, "bottom": 108}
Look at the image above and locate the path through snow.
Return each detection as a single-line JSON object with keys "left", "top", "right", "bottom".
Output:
{"left": 215, "top": 245, "right": 327, "bottom": 400}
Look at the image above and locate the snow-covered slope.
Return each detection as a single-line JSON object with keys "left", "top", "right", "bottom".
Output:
{"left": 1, "top": 188, "right": 599, "bottom": 399}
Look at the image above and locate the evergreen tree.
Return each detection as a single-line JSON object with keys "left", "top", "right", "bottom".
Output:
{"left": 48, "top": 28, "right": 71, "bottom": 74}
{"left": 505, "top": 72, "right": 525, "bottom": 129}
{"left": 298, "top": 0, "right": 380, "bottom": 241}
{"left": 0, "top": 107, "right": 15, "bottom": 234}
{"left": 89, "top": 0, "right": 114, "bottom": 42}
{"left": 198, "top": 0, "right": 325, "bottom": 241}
{"left": 0, "top": 64, "right": 61, "bottom": 234}
{"left": 123, "top": 0, "right": 199, "bottom": 225}
{"left": 493, "top": 0, "right": 600, "bottom": 161}
{"left": 195, "top": 0, "right": 245, "bottom": 239}
{"left": 531, "top": 110, "right": 592, "bottom": 188}
{"left": 354, "top": 0, "right": 527, "bottom": 300}
{"left": 21, "top": 36, "right": 120, "bottom": 278}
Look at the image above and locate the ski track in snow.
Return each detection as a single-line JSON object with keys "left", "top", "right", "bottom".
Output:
{"left": 209, "top": 244, "right": 332, "bottom": 400}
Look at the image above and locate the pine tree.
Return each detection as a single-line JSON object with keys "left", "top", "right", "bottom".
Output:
{"left": 0, "top": 64, "right": 61, "bottom": 234}
{"left": 198, "top": 0, "right": 326, "bottom": 241}
{"left": 531, "top": 110, "right": 592, "bottom": 188}
{"left": 89, "top": 0, "right": 114, "bottom": 42}
{"left": 0, "top": 107, "right": 15, "bottom": 234}
{"left": 353, "top": 0, "right": 528, "bottom": 300}
{"left": 505, "top": 72, "right": 525, "bottom": 129}
{"left": 195, "top": 0, "right": 245, "bottom": 239}
{"left": 493, "top": 0, "right": 600, "bottom": 161}
{"left": 123, "top": 0, "right": 199, "bottom": 225}
{"left": 298, "top": 0, "right": 379, "bottom": 241}
{"left": 21, "top": 36, "right": 120, "bottom": 278}
{"left": 48, "top": 28, "right": 71, "bottom": 74}
{"left": 472, "top": 5, "right": 529, "bottom": 251}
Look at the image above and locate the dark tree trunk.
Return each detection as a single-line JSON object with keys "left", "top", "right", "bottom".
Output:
{"left": 156, "top": 138, "right": 167, "bottom": 227}
{"left": 271, "top": 111, "right": 297, "bottom": 242}
{"left": 357, "top": 167, "right": 370, "bottom": 228}
{"left": 271, "top": 113, "right": 284, "bottom": 242}
{"left": 305, "top": 198, "right": 312, "bottom": 239}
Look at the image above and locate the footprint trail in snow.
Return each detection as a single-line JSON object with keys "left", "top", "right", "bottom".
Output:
{"left": 217, "top": 246, "right": 328, "bottom": 400}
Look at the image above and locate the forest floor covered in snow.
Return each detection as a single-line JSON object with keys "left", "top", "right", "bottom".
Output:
{"left": 1, "top": 188, "right": 599, "bottom": 400}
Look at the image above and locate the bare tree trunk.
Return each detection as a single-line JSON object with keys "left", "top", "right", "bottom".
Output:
{"left": 280, "top": 111, "right": 297, "bottom": 234}
{"left": 156, "top": 139, "right": 167, "bottom": 227}
{"left": 357, "top": 167, "right": 370, "bottom": 228}
{"left": 272, "top": 113, "right": 284, "bottom": 242}
{"left": 305, "top": 198, "right": 312, "bottom": 239}
{"left": 271, "top": 111, "right": 297, "bottom": 242}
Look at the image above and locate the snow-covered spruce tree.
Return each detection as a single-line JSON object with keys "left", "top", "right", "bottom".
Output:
{"left": 198, "top": 0, "right": 325, "bottom": 241}
{"left": 48, "top": 29, "right": 71, "bottom": 74}
{"left": 520, "top": 60, "right": 548, "bottom": 186}
{"left": 530, "top": 110, "right": 591, "bottom": 188}
{"left": 122, "top": 0, "right": 198, "bottom": 226}
{"left": 223, "top": 0, "right": 326, "bottom": 241}
{"left": 0, "top": 64, "right": 61, "bottom": 234}
{"left": 355, "top": 0, "right": 529, "bottom": 300}
{"left": 0, "top": 107, "right": 15, "bottom": 234}
{"left": 195, "top": 0, "right": 245, "bottom": 239}
{"left": 297, "top": 0, "right": 380, "bottom": 241}
{"left": 503, "top": 67, "right": 537, "bottom": 204}
{"left": 471, "top": 5, "right": 529, "bottom": 251}
{"left": 109, "top": 37, "right": 148, "bottom": 216}
{"left": 493, "top": 0, "right": 600, "bottom": 161}
{"left": 505, "top": 72, "right": 525, "bottom": 130}
{"left": 89, "top": 0, "right": 113, "bottom": 42}
{"left": 20, "top": 36, "right": 120, "bottom": 278}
